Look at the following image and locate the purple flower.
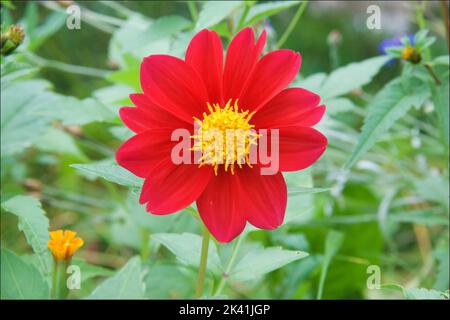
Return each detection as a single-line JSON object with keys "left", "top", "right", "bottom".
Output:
{"left": 379, "top": 34, "right": 415, "bottom": 55}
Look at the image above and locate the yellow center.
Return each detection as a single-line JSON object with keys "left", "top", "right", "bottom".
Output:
{"left": 402, "top": 46, "right": 414, "bottom": 60}
{"left": 191, "top": 99, "right": 259, "bottom": 175}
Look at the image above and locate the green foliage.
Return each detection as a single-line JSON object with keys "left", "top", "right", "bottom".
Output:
{"left": 0, "top": 248, "right": 50, "bottom": 299}
{"left": 1, "top": 1, "right": 448, "bottom": 301}
{"left": 346, "top": 75, "right": 430, "bottom": 168}
{"left": 1, "top": 195, "right": 52, "bottom": 276}
{"left": 87, "top": 257, "right": 145, "bottom": 299}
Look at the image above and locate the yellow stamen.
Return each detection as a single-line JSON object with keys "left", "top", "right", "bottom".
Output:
{"left": 48, "top": 229, "right": 84, "bottom": 261}
{"left": 191, "top": 99, "right": 259, "bottom": 175}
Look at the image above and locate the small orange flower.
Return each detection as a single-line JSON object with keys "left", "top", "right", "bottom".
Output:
{"left": 401, "top": 46, "right": 421, "bottom": 64}
{"left": 48, "top": 230, "right": 84, "bottom": 261}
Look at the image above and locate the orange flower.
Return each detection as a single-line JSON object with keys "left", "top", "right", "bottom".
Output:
{"left": 48, "top": 230, "right": 83, "bottom": 261}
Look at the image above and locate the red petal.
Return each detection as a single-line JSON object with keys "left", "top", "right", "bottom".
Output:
{"left": 196, "top": 167, "right": 286, "bottom": 242}
{"left": 120, "top": 94, "right": 189, "bottom": 133}
{"left": 140, "top": 55, "right": 209, "bottom": 123}
{"left": 141, "top": 163, "right": 212, "bottom": 215}
{"left": 223, "top": 28, "right": 266, "bottom": 102}
{"left": 115, "top": 128, "right": 179, "bottom": 178}
{"left": 239, "top": 169, "right": 287, "bottom": 230}
{"left": 253, "top": 88, "right": 325, "bottom": 129}
{"left": 196, "top": 172, "right": 247, "bottom": 243}
{"left": 240, "top": 50, "right": 301, "bottom": 112}
{"left": 185, "top": 30, "right": 224, "bottom": 105}
{"left": 277, "top": 126, "right": 327, "bottom": 171}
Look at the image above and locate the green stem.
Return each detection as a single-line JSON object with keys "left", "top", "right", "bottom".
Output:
{"left": 187, "top": 1, "right": 198, "bottom": 23}
{"left": 195, "top": 227, "right": 210, "bottom": 299}
{"left": 237, "top": 2, "right": 252, "bottom": 30}
{"left": 424, "top": 63, "right": 442, "bottom": 85}
{"left": 25, "top": 52, "right": 111, "bottom": 78}
{"left": 140, "top": 229, "right": 150, "bottom": 262}
{"left": 51, "top": 259, "right": 59, "bottom": 299}
{"left": 277, "top": 0, "right": 308, "bottom": 48}
{"left": 214, "top": 234, "right": 245, "bottom": 296}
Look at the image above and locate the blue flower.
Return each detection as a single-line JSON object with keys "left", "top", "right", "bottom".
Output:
{"left": 379, "top": 34, "right": 414, "bottom": 55}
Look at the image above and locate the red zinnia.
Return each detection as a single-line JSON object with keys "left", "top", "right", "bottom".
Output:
{"left": 116, "top": 27, "right": 327, "bottom": 243}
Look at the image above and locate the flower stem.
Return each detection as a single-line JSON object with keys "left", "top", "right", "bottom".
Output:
{"left": 195, "top": 227, "right": 210, "bottom": 299}
{"left": 424, "top": 63, "right": 442, "bottom": 85}
{"left": 187, "top": 1, "right": 198, "bottom": 23}
{"left": 440, "top": 0, "right": 450, "bottom": 52}
{"left": 214, "top": 233, "right": 245, "bottom": 296}
{"left": 277, "top": 0, "right": 308, "bottom": 48}
{"left": 51, "top": 259, "right": 59, "bottom": 299}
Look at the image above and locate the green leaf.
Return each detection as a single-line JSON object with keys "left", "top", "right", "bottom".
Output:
{"left": 144, "top": 263, "right": 195, "bottom": 299}
{"left": 288, "top": 187, "right": 330, "bottom": 196}
{"left": 33, "top": 96, "right": 116, "bottom": 126}
{"left": 345, "top": 76, "right": 430, "bottom": 168}
{"left": 0, "top": 248, "right": 50, "bottom": 299}
{"left": 152, "top": 233, "right": 222, "bottom": 275}
{"left": 229, "top": 246, "right": 308, "bottom": 281}
{"left": 35, "top": 127, "right": 87, "bottom": 160}
{"left": 88, "top": 256, "right": 144, "bottom": 299}
{"left": 320, "top": 56, "right": 389, "bottom": 99}
{"left": 70, "top": 259, "right": 114, "bottom": 283}
{"left": 196, "top": 1, "right": 243, "bottom": 30}
{"left": 317, "top": 230, "right": 344, "bottom": 299}
{"left": 431, "top": 79, "right": 449, "bottom": 144}
{"left": 1, "top": 79, "right": 54, "bottom": 157}
{"left": 291, "top": 72, "right": 326, "bottom": 93}
{"left": 324, "top": 97, "right": 358, "bottom": 116}
{"left": 405, "top": 288, "right": 447, "bottom": 300}
{"left": 433, "top": 248, "right": 449, "bottom": 291}
{"left": 71, "top": 160, "right": 143, "bottom": 188}
{"left": 243, "top": 1, "right": 300, "bottom": 26}
{"left": 1, "top": 196, "right": 52, "bottom": 276}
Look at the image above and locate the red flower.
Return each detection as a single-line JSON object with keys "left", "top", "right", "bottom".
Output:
{"left": 116, "top": 27, "right": 327, "bottom": 243}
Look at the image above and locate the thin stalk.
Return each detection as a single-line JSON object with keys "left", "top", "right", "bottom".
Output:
{"left": 51, "top": 259, "right": 59, "bottom": 299}
{"left": 26, "top": 52, "right": 111, "bottom": 78}
{"left": 195, "top": 227, "right": 211, "bottom": 299}
{"left": 214, "top": 234, "right": 245, "bottom": 296}
{"left": 187, "top": 1, "right": 198, "bottom": 23}
{"left": 237, "top": 2, "right": 252, "bottom": 30}
{"left": 277, "top": 1, "right": 308, "bottom": 48}
{"left": 140, "top": 229, "right": 150, "bottom": 262}
{"left": 424, "top": 63, "right": 442, "bottom": 85}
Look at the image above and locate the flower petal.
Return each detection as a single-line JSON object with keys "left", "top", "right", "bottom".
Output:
{"left": 277, "top": 126, "right": 327, "bottom": 171}
{"left": 240, "top": 50, "right": 301, "bottom": 112}
{"left": 185, "top": 29, "right": 224, "bottom": 105}
{"left": 196, "top": 171, "right": 247, "bottom": 243}
{"left": 253, "top": 88, "right": 325, "bottom": 128}
{"left": 120, "top": 94, "right": 189, "bottom": 133}
{"left": 140, "top": 55, "right": 209, "bottom": 123}
{"left": 141, "top": 163, "right": 212, "bottom": 215}
{"left": 223, "top": 27, "right": 266, "bottom": 102}
{"left": 115, "top": 128, "right": 180, "bottom": 178}
{"left": 239, "top": 169, "right": 287, "bottom": 230}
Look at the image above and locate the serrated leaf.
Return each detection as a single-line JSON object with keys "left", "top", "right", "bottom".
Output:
{"left": 0, "top": 248, "right": 50, "bottom": 299}
{"left": 345, "top": 76, "right": 430, "bottom": 168}
{"left": 33, "top": 96, "right": 116, "bottom": 126}
{"left": 1, "top": 196, "right": 52, "bottom": 276}
{"left": 229, "top": 246, "right": 308, "bottom": 281}
{"left": 196, "top": 1, "right": 243, "bottom": 30}
{"left": 35, "top": 127, "right": 86, "bottom": 160}
{"left": 152, "top": 233, "right": 222, "bottom": 275}
{"left": 320, "top": 56, "right": 389, "bottom": 99}
{"left": 1, "top": 79, "right": 55, "bottom": 157}
{"left": 88, "top": 256, "right": 144, "bottom": 299}
{"left": 71, "top": 160, "right": 143, "bottom": 188}
{"left": 243, "top": 1, "right": 300, "bottom": 26}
